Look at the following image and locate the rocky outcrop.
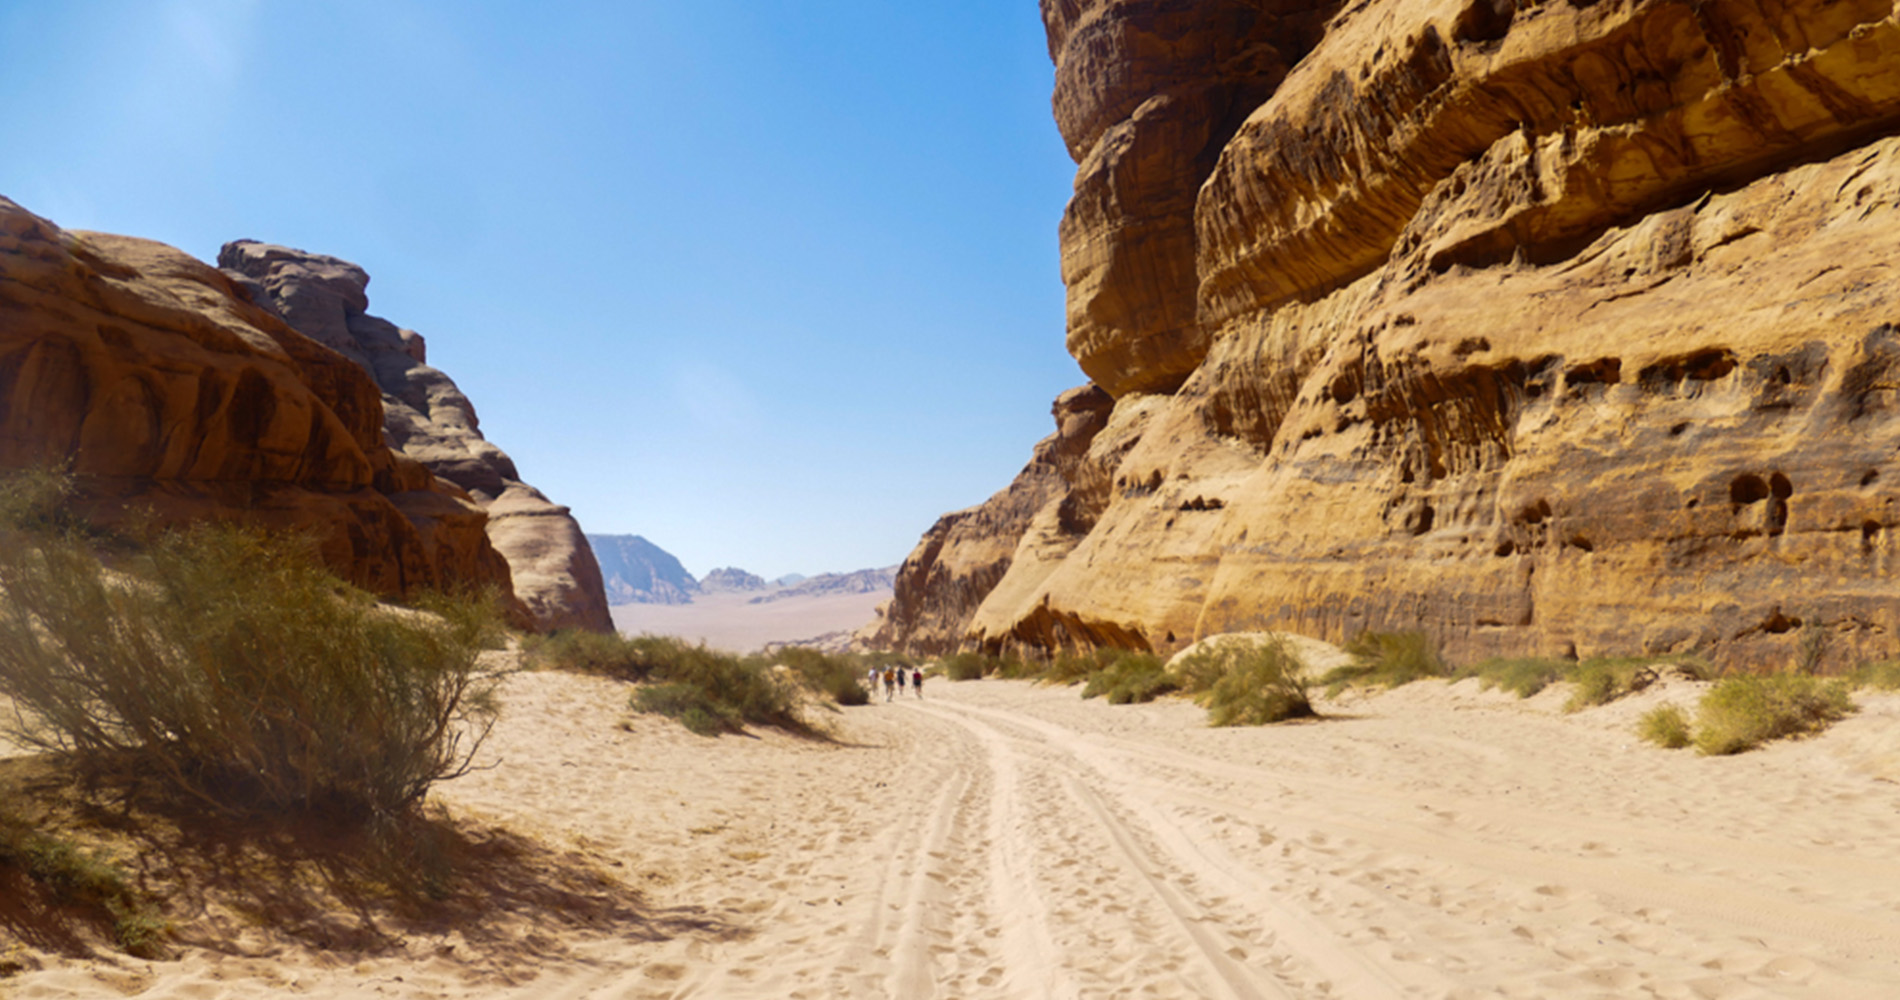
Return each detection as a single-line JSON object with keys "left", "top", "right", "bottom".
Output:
{"left": 219, "top": 241, "right": 612, "bottom": 633}
{"left": 748, "top": 565, "right": 898, "bottom": 604}
{"left": 0, "top": 197, "right": 513, "bottom": 604}
{"left": 590, "top": 533, "right": 699, "bottom": 605}
{"left": 699, "top": 567, "right": 769, "bottom": 594}
{"left": 883, "top": 0, "right": 1900, "bottom": 670}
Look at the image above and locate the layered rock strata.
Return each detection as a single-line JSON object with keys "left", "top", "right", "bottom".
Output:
{"left": 0, "top": 197, "right": 514, "bottom": 605}
{"left": 219, "top": 241, "right": 613, "bottom": 633}
{"left": 885, "top": 0, "right": 1900, "bottom": 669}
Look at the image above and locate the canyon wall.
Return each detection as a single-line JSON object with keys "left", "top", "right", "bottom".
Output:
{"left": 0, "top": 197, "right": 516, "bottom": 608}
{"left": 219, "top": 241, "right": 613, "bottom": 633}
{"left": 884, "top": 0, "right": 1900, "bottom": 669}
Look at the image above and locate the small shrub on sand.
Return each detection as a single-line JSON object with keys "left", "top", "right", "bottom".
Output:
{"left": 0, "top": 519, "right": 500, "bottom": 821}
{"left": 526, "top": 632, "right": 812, "bottom": 734}
{"left": 1458, "top": 658, "right": 1568, "bottom": 698}
{"left": 1080, "top": 654, "right": 1174, "bottom": 704}
{"left": 942, "top": 652, "right": 992, "bottom": 681}
{"left": 1562, "top": 656, "right": 1703, "bottom": 713}
{"left": 765, "top": 647, "right": 869, "bottom": 707}
{"left": 1172, "top": 639, "right": 1313, "bottom": 726}
{"left": 1319, "top": 631, "right": 1446, "bottom": 696}
{"left": 1693, "top": 674, "right": 1856, "bottom": 756}
{"left": 1636, "top": 704, "right": 1694, "bottom": 749}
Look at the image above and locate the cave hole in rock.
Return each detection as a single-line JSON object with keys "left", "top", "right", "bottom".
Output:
{"left": 1863, "top": 520, "right": 1882, "bottom": 553}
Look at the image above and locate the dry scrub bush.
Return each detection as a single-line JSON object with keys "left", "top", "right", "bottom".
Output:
{"left": 1637, "top": 704, "right": 1694, "bottom": 749}
{"left": 1173, "top": 639, "right": 1314, "bottom": 726}
{"left": 1319, "top": 631, "right": 1446, "bottom": 696}
{"left": 0, "top": 808, "right": 168, "bottom": 956}
{"left": 941, "top": 652, "right": 993, "bottom": 681}
{"left": 1850, "top": 660, "right": 1900, "bottom": 690}
{"left": 1693, "top": 675, "right": 1856, "bottom": 756}
{"left": 769, "top": 647, "right": 871, "bottom": 707}
{"left": 1457, "top": 658, "right": 1568, "bottom": 698}
{"left": 1080, "top": 653, "right": 1174, "bottom": 704}
{"left": 0, "top": 503, "right": 499, "bottom": 821}
{"left": 525, "top": 632, "right": 810, "bottom": 734}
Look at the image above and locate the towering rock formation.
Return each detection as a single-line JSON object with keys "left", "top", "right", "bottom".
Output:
{"left": 219, "top": 241, "right": 613, "bottom": 633}
{"left": 0, "top": 197, "right": 514, "bottom": 605}
{"left": 884, "top": 0, "right": 1900, "bottom": 669}
{"left": 590, "top": 533, "right": 699, "bottom": 605}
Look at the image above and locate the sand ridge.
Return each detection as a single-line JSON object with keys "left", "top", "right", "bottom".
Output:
{"left": 8, "top": 669, "right": 1900, "bottom": 997}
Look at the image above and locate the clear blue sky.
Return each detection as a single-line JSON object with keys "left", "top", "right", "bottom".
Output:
{"left": 0, "top": 0, "right": 1082, "bottom": 579}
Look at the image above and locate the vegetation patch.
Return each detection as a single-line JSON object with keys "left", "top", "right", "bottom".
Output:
{"left": 0, "top": 798, "right": 166, "bottom": 957}
{"left": 1849, "top": 660, "right": 1900, "bottom": 691}
{"left": 1172, "top": 639, "right": 1314, "bottom": 726}
{"left": 1692, "top": 674, "right": 1856, "bottom": 756}
{"left": 1318, "top": 631, "right": 1447, "bottom": 697}
{"left": 1080, "top": 654, "right": 1174, "bottom": 704}
{"left": 1636, "top": 704, "right": 1694, "bottom": 749}
{"left": 0, "top": 475, "right": 501, "bottom": 822}
{"left": 525, "top": 632, "right": 813, "bottom": 736}
{"left": 1456, "top": 657, "right": 1569, "bottom": 699}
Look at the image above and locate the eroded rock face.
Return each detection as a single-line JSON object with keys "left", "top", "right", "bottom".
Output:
{"left": 219, "top": 241, "right": 613, "bottom": 633}
{"left": 0, "top": 197, "right": 514, "bottom": 604}
{"left": 886, "top": 0, "right": 1900, "bottom": 669}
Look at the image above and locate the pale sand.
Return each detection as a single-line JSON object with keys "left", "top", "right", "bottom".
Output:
{"left": 608, "top": 590, "right": 886, "bottom": 653}
{"left": 11, "top": 668, "right": 1900, "bottom": 998}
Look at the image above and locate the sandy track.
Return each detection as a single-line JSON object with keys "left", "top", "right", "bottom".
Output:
{"left": 12, "top": 672, "right": 1900, "bottom": 998}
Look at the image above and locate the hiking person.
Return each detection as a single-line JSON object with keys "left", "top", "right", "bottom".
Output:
{"left": 883, "top": 667, "right": 896, "bottom": 702}
{"left": 867, "top": 666, "right": 879, "bottom": 700}
{"left": 912, "top": 667, "right": 924, "bottom": 698}
{"left": 897, "top": 666, "right": 908, "bottom": 697}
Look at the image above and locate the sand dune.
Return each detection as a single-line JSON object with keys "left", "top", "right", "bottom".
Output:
{"left": 10, "top": 668, "right": 1900, "bottom": 998}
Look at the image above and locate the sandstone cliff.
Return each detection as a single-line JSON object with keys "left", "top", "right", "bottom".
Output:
{"left": 219, "top": 241, "right": 613, "bottom": 633}
{"left": 0, "top": 197, "right": 515, "bottom": 605}
{"left": 885, "top": 0, "right": 1900, "bottom": 669}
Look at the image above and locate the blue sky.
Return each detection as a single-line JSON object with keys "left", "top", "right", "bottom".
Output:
{"left": 0, "top": 0, "right": 1081, "bottom": 579}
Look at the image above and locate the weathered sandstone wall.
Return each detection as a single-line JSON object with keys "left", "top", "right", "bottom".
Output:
{"left": 0, "top": 197, "right": 516, "bottom": 606}
{"left": 885, "top": 0, "right": 1900, "bottom": 669}
{"left": 218, "top": 241, "right": 613, "bottom": 634}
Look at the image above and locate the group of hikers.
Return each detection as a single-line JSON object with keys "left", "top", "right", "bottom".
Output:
{"left": 869, "top": 664, "right": 924, "bottom": 701}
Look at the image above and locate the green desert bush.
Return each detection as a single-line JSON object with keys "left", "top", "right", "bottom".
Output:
{"left": 941, "top": 652, "right": 993, "bottom": 681}
{"left": 1080, "top": 653, "right": 1174, "bottom": 704}
{"left": 1561, "top": 656, "right": 1704, "bottom": 712}
{"left": 767, "top": 647, "right": 868, "bottom": 707}
{"left": 1458, "top": 657, "right": 1569, "bottom": 698}
{"left": 633, "top": 682, "right": 738, "bottom": 736}
{"left": 525, "top": 631, "right": 811, "bottom": 733}
{"left": 1172, "top": 639, "right": 1314, "bottom": 726}
{"left": 1693, "top": 674, "right": 1856, "bottom": 756}
{"left": 1319, "top": 631, "right": 1447, "bottom": 696}
{"left": 1637, "top": 704, "right": 1694, "bottom": 749}
{"left": 0, "top": 520, "right": 500, "bottom": 821}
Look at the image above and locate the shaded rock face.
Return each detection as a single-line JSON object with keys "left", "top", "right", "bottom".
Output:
{"left": 219, "top": 240, "right": 613, "bottom": 633}
{"left": 886, "top": 0, "right": 1900, "bottom": 669}
{"left": 0, "top": 198, "right": 513, "bottom": 603}
{"left": 589, "top": 533, "right": 699, "bottom": 605}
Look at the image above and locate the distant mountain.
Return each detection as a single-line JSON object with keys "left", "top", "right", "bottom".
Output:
{"left": 774, "top": 573, "right": 808, "bottom": 586}
{"left": 588, "top": 534, "right": 698, "bottom": 605}
{"left": 700, "top": 567, "right": 768, "bottom": 594}
{"left": 749, "top": 566, "right": 898, "bottom": 604}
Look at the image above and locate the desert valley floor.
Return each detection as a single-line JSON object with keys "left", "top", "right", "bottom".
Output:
{"left": 11, "top": 666, "right": 1900, "bottom": 999}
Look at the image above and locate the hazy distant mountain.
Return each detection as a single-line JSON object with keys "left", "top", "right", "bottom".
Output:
{"left": 588, "top": 534, "right": 698, "bottom": 605}
{"left": 699, "top": 567, "right": 769, "bottom": 593}
{"left": 774, "top": 573, "right": 808, "bottom": 586}
{"left": 749, "top": 566, "right": 899, "bottom": 604}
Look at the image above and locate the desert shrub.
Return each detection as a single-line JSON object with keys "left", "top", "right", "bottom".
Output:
{"left": 1794, "top": 622, "right": 1831, "bottom": 675}
{"left": 1170, "top": 639, "right": 1313, "bottom": 726}
{"left": 1694, "top": 674, "right": 1856, "bottom": 756}
{"left": 765, "top": 647, "right": 868, "bottom": 706}
{"left": 1561, "top": 656, "right": 1703, "bottom": 712}
{"left": 525, "top": 631, "right": 811, "bottom": 733}
{"left": 0, "top": 812, "right": 167, "bottom": 956}
{"left": 633, "top": 683, "right": 737, "bottom": 736}
{"left": 1849, "top": 660, "right": 1900, "bottom": 691}
{"left": 1080, "top": 653, "right": 1173, "bottom": 704}
{"left": 1319, "top": 631, "right": 1446, "bottom": 696}
{"left": 1637, "top": 704, "right": 1693, "bottom": 749}
{"left": 1458, "top": 657, "right": 1568, "bottom": 698}
{"left": 0, "top": 521, "right": 500, "bottom": 821}
{"left": 942, "top": 652, "right": 992, "bottom": 681}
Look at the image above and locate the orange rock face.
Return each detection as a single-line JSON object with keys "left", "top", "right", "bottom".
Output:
{"left": 886, "top": 0, "right": 1900, "bottom": 669}
{"left": 219, "top": 241, "right": 614, "bottom": 633}
{"left": 0, "top": 197, "right": 516, "bottom": 607}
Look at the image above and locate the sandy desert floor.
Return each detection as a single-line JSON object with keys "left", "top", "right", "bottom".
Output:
{"left": 9, "top": 666, "right": 1900, "bottom": 999}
